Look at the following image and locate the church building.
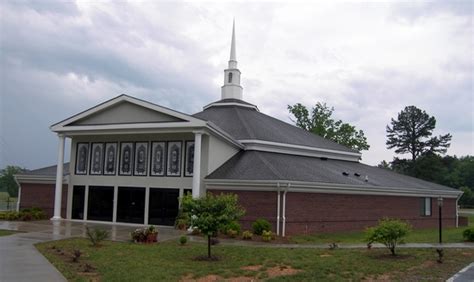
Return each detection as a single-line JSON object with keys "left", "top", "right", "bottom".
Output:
{"left": 15, "top": 23, "right": 462, "bottom": 236}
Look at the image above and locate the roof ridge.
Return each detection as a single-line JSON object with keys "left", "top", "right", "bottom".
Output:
{"left": 234, "top": 107, "right": 255, "bottom": 139}
{"left": 254, "top": 151, "right": 285, "bottom": 179}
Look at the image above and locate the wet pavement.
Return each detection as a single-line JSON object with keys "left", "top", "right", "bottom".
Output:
{"left": 0, "top": 220, "right": 184, "bottom": 282}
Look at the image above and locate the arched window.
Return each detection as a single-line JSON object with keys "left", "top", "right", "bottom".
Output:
{"left": 228, "top": 72, "right": 233, "bottom": 83}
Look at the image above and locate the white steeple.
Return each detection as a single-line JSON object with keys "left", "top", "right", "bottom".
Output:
{"left": 221, "top": 20, "right": 243, "bottom": 100}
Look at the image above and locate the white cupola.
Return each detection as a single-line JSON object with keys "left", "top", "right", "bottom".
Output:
{"left": 221, "top": 20, "right": 243, "bottom": 100}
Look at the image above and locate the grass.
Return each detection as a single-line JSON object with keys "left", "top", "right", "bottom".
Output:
{"left": 0, "top": 229, "right": 17, "bottom": 237}
{"left": 291, "top": 215, "right": 474, "bottom": 245}
{"left": 36, "top": 238, "right": 474, "bottom": 281}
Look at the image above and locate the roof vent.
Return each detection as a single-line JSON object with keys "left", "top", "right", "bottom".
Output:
{"left": 320, "top": 157, "right": 328, "bottom": 161}
{"left": 365, "top": 175, "right": 369, "bottom": 182}
{"left": 342, "top": 172, "right": 349, "bottom": 176}
{"left": 354, "top": 173, "right": 361, "bottom": 177}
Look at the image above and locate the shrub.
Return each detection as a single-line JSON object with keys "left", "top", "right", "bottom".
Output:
{"left": 174, "top": 211, "right": 189, "bottom": 230}
{"left": 223, "top": 221, "right": 241, "bottom": 235}
{"left": 365, "top": 218, "right": 411, "bottom": 256}
{"left": 463, "top": 227, "right": 474, "bottom": 242}
{"left": 261, "top": 230, "right": 273, "bottom": 242}
{"left": 86, "top": 227, "right": 109, "bottom": 247}
{"left": 0, "top": 208, "right": 46, "bottom": 221}
{"left": 252, "top": 218, "right": 271, "bottom": 235}
{"left": 179, "top": 235, "right": 188, "bottom": 245}
{"left": 242, "top": 230, "right": 253, "bottom": 240}
{"left": 227, "top": 229, "right": 238, "bottom": 238}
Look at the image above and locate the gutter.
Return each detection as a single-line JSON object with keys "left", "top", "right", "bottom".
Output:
{"left": 205, "top": 179, "right": 462, "bottom": 199}
{"left": 456, "top": 193, "right": 463, "bottom": 228}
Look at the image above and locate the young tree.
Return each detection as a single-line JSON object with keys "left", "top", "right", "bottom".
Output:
{"left": 181, "top": 193, "right": 245, "bottom": 259}
{"left": 0, "top": 166, "right": 26, "bottom": 197}
{"left": 365, "top": 218, "right": 411, "bottom": 256}
{"left": 288, "top": 103, "right": 370, "bottom": 151}
{"left": 386, "top": 106, "right": 451, "bottom": 161}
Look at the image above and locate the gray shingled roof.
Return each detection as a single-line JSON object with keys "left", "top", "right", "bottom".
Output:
{"left": 207, "top": 151, "right": 459, "bottom": 192}
{"left": 19, "top": 163, "right": 70, "bottom": 176}
{"left": 194, "top": 104, "right": 357, "bottom": 153}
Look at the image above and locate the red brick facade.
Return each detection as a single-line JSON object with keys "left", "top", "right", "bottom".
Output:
{"left": 210, "top": 189, "right": 458, "bottom": 235}
{"left": 19, "top": 183, "right": 68, "bottom": 218}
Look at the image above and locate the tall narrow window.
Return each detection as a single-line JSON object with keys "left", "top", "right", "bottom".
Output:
{"left": 228, "top": 72, "right": 233, "bottom": 83}
{"left": 421, "top": 197, "right": 432, "bottom": 216}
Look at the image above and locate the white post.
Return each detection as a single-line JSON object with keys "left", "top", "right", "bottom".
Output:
{"left": 51, "top": 134, "right": 65, "bottom": 220}
{"left": 144, "top": 187, "right": 150, "bottom": 225}
{"left": 192, "top": 132, "right": 203, "bottom": 199}
{"left": 113, "top": 186, "right": 118, "bottom": 223}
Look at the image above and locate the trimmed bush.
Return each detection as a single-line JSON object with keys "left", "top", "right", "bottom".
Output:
{"left": 179, "top": 235, "right": 188, "bottom": 245}
{"left": 227, "top": 229, "right": 238, "bottom": 238}
{"left": 365, "top": 218, "right": 411, "bottom": 256}
{"left": 252, "top": 218, "right": 271, "bottom": 235}
{"left": 262, "top": 230, "right": 273, "bottom": 242}
{"left": 463, "top": 227, "right": 474, "bottom": 242}
{"left": 0, "top": 207, "right": 46, "bottom": 221}
{"left": 225, "top": 221, "right": 241, "bottom": 235}
{"left": 242, "top": 230, "right": 253, "bottom": 240}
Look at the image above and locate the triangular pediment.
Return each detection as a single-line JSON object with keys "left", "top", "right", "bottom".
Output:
{"left": 51, "top": 94, "right": 206, "bottom": 132}
{"left": 69, "top": 101, "right": 184, "bottom": 126}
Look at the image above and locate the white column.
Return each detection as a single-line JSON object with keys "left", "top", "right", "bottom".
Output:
{"left": 113, "top": 186, "right": 118, "bottom": 223}
{"left": 192, "top": 132, "right": 203, "bottom": 198}
{"left": 144, "top": 187, "right": 150, "bottom": 225}
{"left": 83, "top": 186, "right": 89, "bottom": 220}
{"left": 51, "top": 134, "right": 65, "bottom": 220}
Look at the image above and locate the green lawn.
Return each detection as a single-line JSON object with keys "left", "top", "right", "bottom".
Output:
{"left": 0, "top": 229, "right": 17, "bottom": 237}
{"left": 36, "top": 238, "right": 474, "bottom": 281}
{"left": 291, "top": 215, "right": 474, "bottom": 245}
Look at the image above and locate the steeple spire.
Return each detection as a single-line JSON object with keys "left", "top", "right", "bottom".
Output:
{"left": 229, "top": 19, "right": 237, "bottom": 68}
{"left": 221, "top": 20, "right": 243, "bottom": 100}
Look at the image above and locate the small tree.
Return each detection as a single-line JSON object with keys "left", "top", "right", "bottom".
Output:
{"left": 181, "top": 193, "right": 245, "bottom": 259}
{"left": 365, "top": 218, "right": 411, "bottom": 256}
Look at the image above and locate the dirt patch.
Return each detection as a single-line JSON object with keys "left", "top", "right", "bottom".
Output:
{"left": 320, "top": 254, "right": 332, "bottom": 257}
{"left": 241, "top": 265, "right": 262, "bottom": 271}
{"left": 363, "top": 273, "right": 391, "bottom": 281}
{"left": 266, "top": 265, "right": 302, "bottom": 278}
{"left": 182, "top": 264, "right": 301, "bottom": 281}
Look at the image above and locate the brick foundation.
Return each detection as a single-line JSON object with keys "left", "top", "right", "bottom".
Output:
{"left": 210, "top": 189, "right": 458, "bottom": 235}
{"left": 19, "top": 183, "right": 68, "bottom": 218}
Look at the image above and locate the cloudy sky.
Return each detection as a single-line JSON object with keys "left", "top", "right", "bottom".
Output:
{"left": 0, "top": 0, "right": 472, "bottom": 170}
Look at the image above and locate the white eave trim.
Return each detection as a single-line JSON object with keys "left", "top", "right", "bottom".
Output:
{"left": 50, "top": 94, "right": 206, "bottom": 132}
{"left": 52, "top": 122, "right": 207, "bottom": 134}
{"left": 203, "top": 102, "right": 259, "bottom": 111}
{"left": 239, "top": 139, "right": 362, "bottom": 161}
{"left": 204, "top": 179, "right": 462, "bottom": 198}
{"left": 15, "top": 174, "right": 69, "bottom": 185}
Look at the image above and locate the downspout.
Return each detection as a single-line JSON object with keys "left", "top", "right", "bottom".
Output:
{"left": 282, "top": 183, "right": 290, "bottom": 237}
{"left": 14, "top": 175, "right": 22, "bottom": 212}
{"left": 276, "top": 182, "right": 281, "bottom": 236}
{"left": 456, "top": 193, "right": 462, "bottom": 228}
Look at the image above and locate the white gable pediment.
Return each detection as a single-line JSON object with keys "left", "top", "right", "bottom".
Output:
{"left": 51, "top": 94, "right": 206, "bottom": 132}
{"left": 69, "top": 101, "right": 183, "bottom": 126}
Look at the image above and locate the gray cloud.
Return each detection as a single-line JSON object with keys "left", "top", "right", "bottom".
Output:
{"left": 0, "top": 1, "right": 472, "bottom": 169}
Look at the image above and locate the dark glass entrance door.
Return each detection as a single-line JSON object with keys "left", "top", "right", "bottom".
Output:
{"left": 117, "top": 187, "right": 145, "bottom": 224}
{"left": 72, "top": 186, "right": 85, "bottom": 219}
{"left": 149, "top": 188, "right": 179, "bottom": 226}
{"left": 87, "top": 186, "right": 114, "bottom": 222}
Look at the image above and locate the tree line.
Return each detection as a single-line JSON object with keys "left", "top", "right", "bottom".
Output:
{"left": 289, "top": 103, "right": 472, "bottom": 207}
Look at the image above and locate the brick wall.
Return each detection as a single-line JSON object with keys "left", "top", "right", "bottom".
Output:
{"left": 210, "top": 189, "right": 458, "bottom": 235}
{"left": 19, "top": 183, "right": 68, "bottom": 218}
